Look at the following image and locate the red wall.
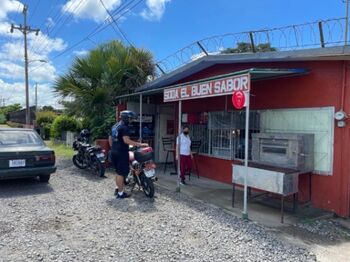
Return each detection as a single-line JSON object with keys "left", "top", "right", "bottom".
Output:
{"left": 173, "top": 61, "right": 350, "bottom": 217}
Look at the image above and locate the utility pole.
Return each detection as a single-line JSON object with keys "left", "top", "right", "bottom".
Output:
{"left": 10, "top": 5, "right": 40, "bottom": 127}
{"left": 35, "top": 83, "right": 38, "bottom": 112}
{"left": 345, "top": 0, "right": 349, "bottom": 45}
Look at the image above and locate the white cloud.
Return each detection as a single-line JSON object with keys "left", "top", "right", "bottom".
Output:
{"left": 62, "top": 0, "right": 122, "bottom": 22}
{"left": 0, "top": 1, "right": 67, "bottom": 109}
{"left": 0, "top": 79, "right": 60, "bottom": 108}
{"left": 141, "top": 0, "right": 171, "bottom": 21}
{"left": 73, "top": 49, "right": 88, "bottom": 56}
{"left": 0, "top": 0, "right": 23, "bottom": 22}
{"left": 45, "top": 17, "right": 55, "bottom": 30}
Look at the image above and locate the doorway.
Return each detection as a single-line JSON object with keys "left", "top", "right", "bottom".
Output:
{"left": 155, "top": 104, "right": 175, "bottom": 163}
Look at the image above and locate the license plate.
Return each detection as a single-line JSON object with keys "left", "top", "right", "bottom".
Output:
{"left": 96, "top": 153, "right": 105, "bottom": 158}
{"left": 9, "top": 159, "right": 26, "bottom": 168}
{"left": 144, "top": 169, "right": 155, "bottom": 178}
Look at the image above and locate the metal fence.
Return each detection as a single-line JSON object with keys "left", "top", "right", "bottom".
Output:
{"left": 155, "top": 17, "right": 348, "bottom": 76}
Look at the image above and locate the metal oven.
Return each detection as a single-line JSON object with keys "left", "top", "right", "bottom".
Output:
{"left": 252, "top": 133, "right": 314, "bottom": 173}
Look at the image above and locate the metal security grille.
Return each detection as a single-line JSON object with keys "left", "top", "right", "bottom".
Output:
{"left": 207, "top": 111, "right": 260, "bottom": 160}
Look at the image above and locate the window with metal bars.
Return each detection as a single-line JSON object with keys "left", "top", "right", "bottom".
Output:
{"left": 187, "top": 111, "right": 260, "bottom": 160}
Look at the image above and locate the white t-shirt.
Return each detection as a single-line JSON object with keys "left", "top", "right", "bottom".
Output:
{"left": 176, "top": 133, "right": 191, "bottom": 156}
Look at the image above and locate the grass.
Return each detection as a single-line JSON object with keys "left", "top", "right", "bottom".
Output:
{"left": 0, "top": 124, "right": 10, "bottom": 128}
{"left": 45, "top": 140, "right": 75, "bottom": 159}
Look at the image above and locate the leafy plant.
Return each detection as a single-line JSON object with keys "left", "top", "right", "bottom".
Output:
{"left": 36, "top": 111, "right": 58, "bottom": 139}
{"left": 0, "top": 114, "right": 6, "bottom": 124}
{"left": 54, "top": 40, "right": 155, "bottom": 138}
{"left": 50, "top": 115, "right": 81, "bottom": 139}
{"left": 0, "top": 104, "right": 21, "bottom": 120}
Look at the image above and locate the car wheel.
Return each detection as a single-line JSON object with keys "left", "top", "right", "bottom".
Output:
{"left": 39, "top": 175, "right": 50, "bottom": 183}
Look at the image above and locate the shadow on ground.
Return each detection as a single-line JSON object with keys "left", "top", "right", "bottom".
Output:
{"left": 0, "top": 178, "right": 54, "bottom": 198}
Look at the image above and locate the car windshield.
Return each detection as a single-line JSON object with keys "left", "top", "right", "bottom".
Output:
{"left": 0, "top": 130, "right": 44, "bottom": 147}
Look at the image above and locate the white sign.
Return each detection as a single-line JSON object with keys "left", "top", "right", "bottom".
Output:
{"left": 164, "top": 73, "right": 250, "bottom": 102}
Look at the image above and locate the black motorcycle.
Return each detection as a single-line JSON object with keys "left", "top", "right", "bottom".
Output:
{"left": 72, "top": 130, "right": 106, "bottom": 177}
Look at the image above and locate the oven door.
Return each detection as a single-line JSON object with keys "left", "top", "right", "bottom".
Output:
{"left": 259, "top": 138, "right": 291, "bottom": 166}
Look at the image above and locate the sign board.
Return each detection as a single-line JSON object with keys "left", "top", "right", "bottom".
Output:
{"left": 164, "top": 73, "right": 250, "bottom": 102}
{"left": 232, "top": 91, "right": 246, "bottom": 109}
{"left": 134, "top": 115, "right": 153, "bottom": 123}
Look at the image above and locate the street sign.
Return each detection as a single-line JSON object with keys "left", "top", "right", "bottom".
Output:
{"left": 232, "top": 91, "right": 246, "bottom": 109}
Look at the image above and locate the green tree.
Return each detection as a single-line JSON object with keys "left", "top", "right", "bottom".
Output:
{"left": 41, "top": 105, "right": 55, "bottom": 112}
{"left": 54, "top": 40, "right": 155, "bottom": 138}
{"left": 50, "top": 115, "right": 81, "bottom": 139}
{"left": 0, "top": 103, "right": 22, "bottom": 120}
{"left": 36, "top": 110, "right": 58, "bottom": 138}
{"left": 221, "top": 42, "right": 277, "bottom": 54}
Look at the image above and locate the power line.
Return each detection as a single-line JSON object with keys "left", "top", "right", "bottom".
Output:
{"left": 99, "top": 0, "right": 134, "bottom": 46}
{"left": 30, "top": 0, "right": 145, "bottom": 74}
{"left": 28, "top": 0, "right": 41, "bottom": 23}
{"left": 31, "top": 0, "right": 85, "bottom": 57}
{"left": 28, "top": 0, "right": 61, "bottom": 54}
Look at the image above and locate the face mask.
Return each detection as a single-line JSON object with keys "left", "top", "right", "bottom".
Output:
{"left": 183, "top": 131, "right": 189, "bottom": 135}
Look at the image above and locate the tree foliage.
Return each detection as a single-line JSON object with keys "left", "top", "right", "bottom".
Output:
{"left": 221, "top": 42, "right": 277, "bottom": 54}
{"left": 50, "top": 115, "right": 81, "bottom": 139}
{"left": 0, "top": 103, "right": 22, "bottom": 119}
{"left": 36, "top": 111, "right": 58, "bottom": 138}
{"left": 54, "top": 40, "right": 155, "bottom": 138}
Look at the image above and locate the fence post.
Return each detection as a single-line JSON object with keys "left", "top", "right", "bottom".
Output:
{"left": 196, "top": 41, "right": 209, "bottom": 56}
{"left": 155, "top": 63, "right": 166, "bottom": 75}
{"left": 318, "top": 21, "right": 325, "bottom": 48}
{"left": 249, "top": 32, "right": 256, "bottom": 52}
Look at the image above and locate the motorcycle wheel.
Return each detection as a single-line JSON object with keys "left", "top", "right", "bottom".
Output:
{"left": 73, "top": 154, "right": 88, "bottom": 169}
{"left": 140, "top": 173, "right": 154, "bottom": 198}
{"left": 91, "top": 157, "right": 105, "bottom": 177}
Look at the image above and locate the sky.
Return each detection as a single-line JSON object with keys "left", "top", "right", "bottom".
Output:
{"left": 0, "top": 0, "right": 346, "bottom": 108}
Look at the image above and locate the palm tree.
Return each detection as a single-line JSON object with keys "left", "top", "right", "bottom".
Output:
{"left": 54, "top": 40, "right": 155, "bottom": 138}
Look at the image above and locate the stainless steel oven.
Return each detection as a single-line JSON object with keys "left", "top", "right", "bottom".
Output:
{"left": 252, "top": 133, "right": 314, "bottom": 173}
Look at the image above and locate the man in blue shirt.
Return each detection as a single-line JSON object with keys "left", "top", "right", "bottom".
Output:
{"left": 109, "top": 110, "right": 148, "bottom": 199}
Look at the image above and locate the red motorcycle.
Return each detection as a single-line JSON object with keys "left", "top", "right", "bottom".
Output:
{"left": 125, "top": 146, "right": 157, "bottom": 198}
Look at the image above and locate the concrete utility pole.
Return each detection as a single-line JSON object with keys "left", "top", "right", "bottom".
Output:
{"left": 35, "top": 83, "right": 38, "bottom": 112}
{"left": 10, "top": 5, "right": 40, "bottom": 127}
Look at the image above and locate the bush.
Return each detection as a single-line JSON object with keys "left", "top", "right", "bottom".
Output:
{"left": 50, "top": 115, "right": 81, "bottom": 139}
{"left": 0, "top": 114, "right": 6, "bottom": 124}
{"left": 36, "top": 111, "right": 58, "bottom": 138}
{"left": 90, "top": 109, "right": 116, "bottom": 139}
{"left": 36, "top": 111, "right": 57, "bottom": 126}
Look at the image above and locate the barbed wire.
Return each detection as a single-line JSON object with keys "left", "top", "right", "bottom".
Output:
{"left": 155, "top": 17, "right": 349, "bottom": 76}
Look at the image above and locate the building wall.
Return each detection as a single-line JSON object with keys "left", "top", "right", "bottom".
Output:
{"left": 172, "top": 60, "right": 350, "bottom": 217}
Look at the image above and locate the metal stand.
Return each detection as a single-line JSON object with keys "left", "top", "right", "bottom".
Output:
{"left": 232, "top": 183, "right": 298, "bottom": 223}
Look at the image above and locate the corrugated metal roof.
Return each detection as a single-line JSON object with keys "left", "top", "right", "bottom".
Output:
{"left": 115, "top": 68, "right": 309, "bottom": 99}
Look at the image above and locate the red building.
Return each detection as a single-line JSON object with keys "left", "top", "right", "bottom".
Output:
{"left": 118, "top": 46, "right": 350, "bottom": 217}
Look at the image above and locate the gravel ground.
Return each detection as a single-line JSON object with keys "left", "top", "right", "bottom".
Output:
{"left": 0, "top": 159, "right": 316, "bottom": 262}
{"left": 296, "top": 219, "right": 350, "bottom": 241}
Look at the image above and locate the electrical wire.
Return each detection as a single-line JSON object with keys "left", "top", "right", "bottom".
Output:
{"left": 31, "top": 0, "right": 85, "bottom": 57}
{"left": 28, "top": 0, "right": 41, "bottom": 23}
{"left": 99, "top": 0, "right": 134, "bottom": 46}
{"left": 29, "top": 0, "right": 145, "bottom": 74}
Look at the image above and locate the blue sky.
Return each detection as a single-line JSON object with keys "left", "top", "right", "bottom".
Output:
{"left": 0, "top": 0, "right": 346, "bottom": 107}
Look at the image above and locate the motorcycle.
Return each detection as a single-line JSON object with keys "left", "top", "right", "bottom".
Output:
{"left": 72, "top": 135, "right": 106, "bottom": 177}
{"left": 124, "top": 146, "right": 157, "bottom": 198}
